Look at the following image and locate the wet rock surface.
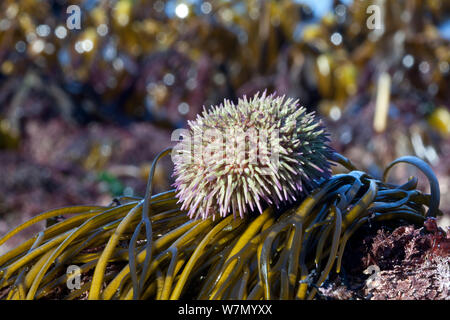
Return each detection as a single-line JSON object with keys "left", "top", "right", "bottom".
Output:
{"left": 319, "top": 219, "right": 450, "bottom": 300}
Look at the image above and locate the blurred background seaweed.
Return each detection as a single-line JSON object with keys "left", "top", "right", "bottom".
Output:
{"left": 0, "top": 0, "right": 448, "bottom": 253}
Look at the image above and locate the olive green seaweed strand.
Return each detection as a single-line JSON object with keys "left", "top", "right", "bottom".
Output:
{"left": 383, "top": 156, "right": 440, "bottom": 217}
{"left": 89, "top": 201, "right": 143, "bottom": 299}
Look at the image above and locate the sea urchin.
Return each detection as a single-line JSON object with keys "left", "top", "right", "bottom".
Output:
{"left": 172, "top": 92, "right": 334, "bottom": 220}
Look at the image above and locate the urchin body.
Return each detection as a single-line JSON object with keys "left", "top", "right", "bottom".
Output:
{"left": 172, "top": 92, "right": 334, "bottom": 220}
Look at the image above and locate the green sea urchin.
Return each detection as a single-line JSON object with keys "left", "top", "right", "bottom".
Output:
{"left": 172, "top": 92, "right": 334, "bottom": 220}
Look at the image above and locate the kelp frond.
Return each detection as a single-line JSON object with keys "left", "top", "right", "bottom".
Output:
{"left": 0, "top": 150, "right": 440, "bottom": 300}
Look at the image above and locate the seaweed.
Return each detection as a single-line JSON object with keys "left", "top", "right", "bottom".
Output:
{"left": 0, "top": 152, "right": 441, "bottom": 300}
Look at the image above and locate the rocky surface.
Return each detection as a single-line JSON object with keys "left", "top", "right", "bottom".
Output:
{"left": 319, "top": 219, "right": 450, "bottom": 300}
